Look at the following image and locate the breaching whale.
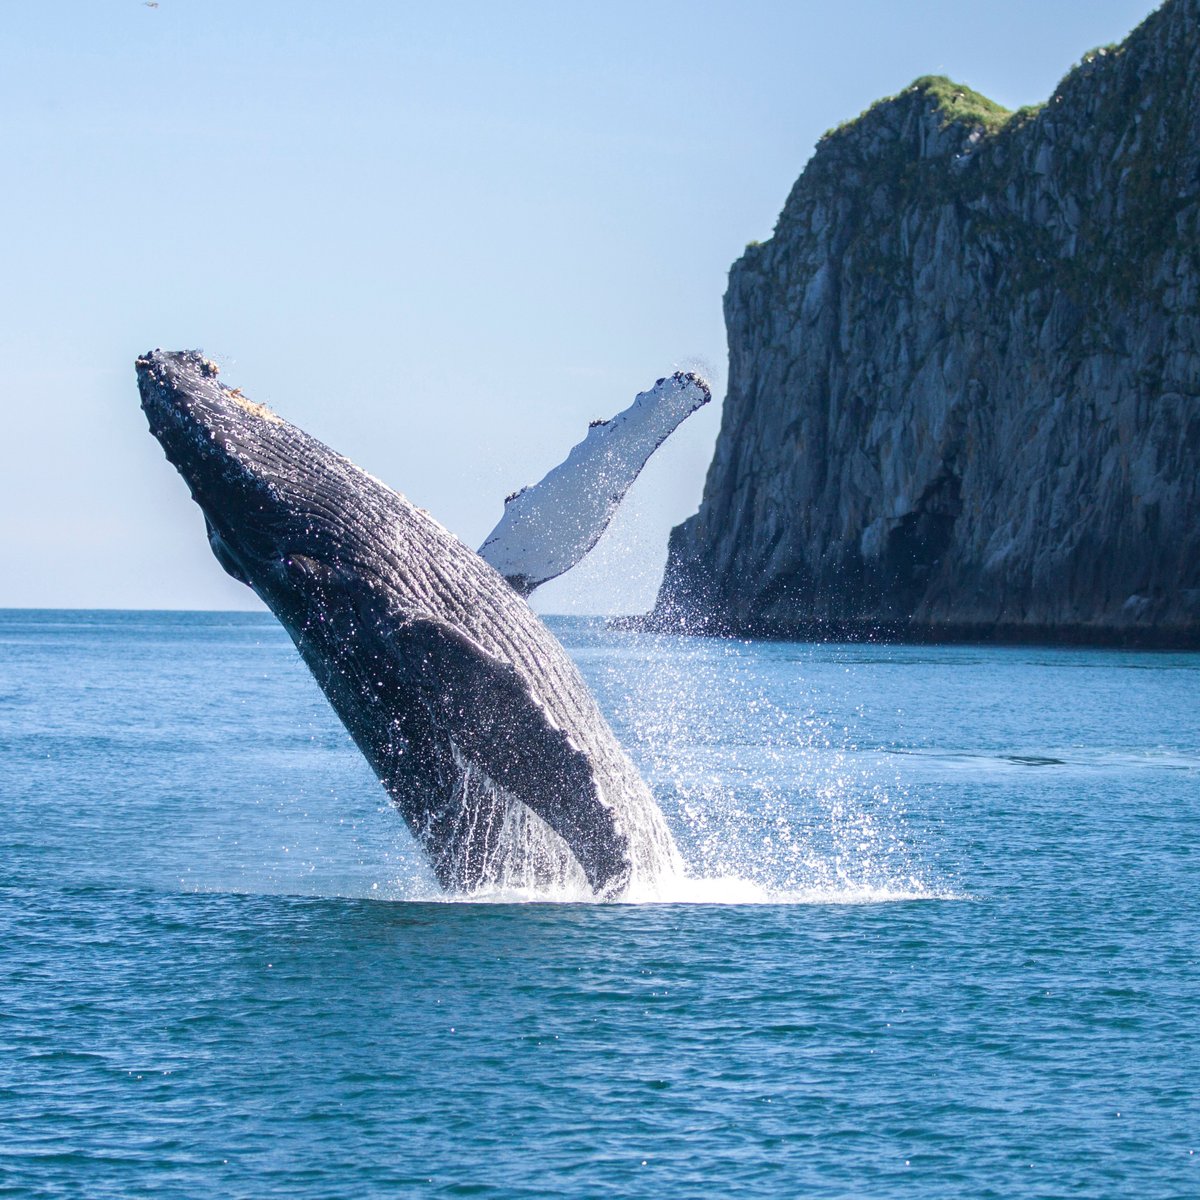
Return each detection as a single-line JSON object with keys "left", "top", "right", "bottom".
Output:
{"left": 137, "top": 349, "right": 703, "bottom": 898}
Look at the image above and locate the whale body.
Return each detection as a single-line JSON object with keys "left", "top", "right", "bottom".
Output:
{"left": 137, "top": 350, "right": 681, "bottom": 897}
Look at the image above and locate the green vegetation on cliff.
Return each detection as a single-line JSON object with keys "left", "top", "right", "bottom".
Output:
{"left": 824, "top": 74, "right": 1011, "bottom": 141}
{"left": 908, "top": 75, "right": 1011, "bottom": 130}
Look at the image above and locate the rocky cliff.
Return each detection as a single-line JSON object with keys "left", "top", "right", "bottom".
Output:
{"left": 654, "top": 0, "right": 1200, "bottom": 646}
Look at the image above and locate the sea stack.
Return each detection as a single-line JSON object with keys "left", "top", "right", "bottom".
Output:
{"left": 655, "top": 0, "right": 1200, "bottom": 646}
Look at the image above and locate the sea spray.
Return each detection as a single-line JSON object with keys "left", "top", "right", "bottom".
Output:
{"left": 593, "top": 626, "right": 940, "bottom": 903}
{"left": 374, "top": 623, "right": 947, "bottom": 905}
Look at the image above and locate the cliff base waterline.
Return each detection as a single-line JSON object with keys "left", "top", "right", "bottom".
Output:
{"left": 630, "top": 613, "right": 1200, "bottom": 651}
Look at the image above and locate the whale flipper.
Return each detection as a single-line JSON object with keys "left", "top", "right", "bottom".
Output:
{"left": 478, "top": 371, "right": 711, "bottom": 596}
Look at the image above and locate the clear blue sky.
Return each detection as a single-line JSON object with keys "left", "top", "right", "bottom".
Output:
{"left": 0, "top": 0, "right": 1154, "bottom": 613}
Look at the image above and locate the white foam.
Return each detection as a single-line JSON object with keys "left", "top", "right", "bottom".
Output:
{"left": 372, "top": 866, "right": 962, "bottom": 907}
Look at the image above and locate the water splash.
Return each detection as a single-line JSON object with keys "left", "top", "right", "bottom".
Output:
{"left": 419, "top": 877, "right": 954, "bottom": 906}
{"left": 184, "top": 621, "right": 950, "bottom": 907}
{"left": 349, "top": 625, "right": 952, "bottom": 906}
{"left": 591, "top": 627, "right": 946, "bottom": 904}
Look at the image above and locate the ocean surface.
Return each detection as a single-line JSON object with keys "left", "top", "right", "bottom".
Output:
{"left": 2, "top": 609, "right": 1197, "bottom": 1198}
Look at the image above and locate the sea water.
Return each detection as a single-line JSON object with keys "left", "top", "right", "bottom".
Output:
{"left": 1, "top": 610, "right": 1196, "bottom": 1197}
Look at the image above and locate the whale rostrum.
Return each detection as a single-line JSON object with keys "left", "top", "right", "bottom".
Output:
{"left": 137, "top": 350, "right": 684, "bottom": 897}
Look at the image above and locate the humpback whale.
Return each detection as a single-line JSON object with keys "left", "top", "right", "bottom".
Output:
{"left": 137, "top": 350, "right": 698, "bottom": 898}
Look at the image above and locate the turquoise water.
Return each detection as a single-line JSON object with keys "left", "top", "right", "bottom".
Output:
{"left": 2, "top": 610, "right": 1197, "bottom": 1197}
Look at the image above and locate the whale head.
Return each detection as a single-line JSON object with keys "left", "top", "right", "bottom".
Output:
{"left": 136, "top": 348, "right": 403, "bottom": 614}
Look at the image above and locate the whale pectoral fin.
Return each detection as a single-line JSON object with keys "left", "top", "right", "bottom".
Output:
{"left": 478, "top": 371, "right": 711, "bottom": 596}
{"left": 394, "top": 616, "right": 631, "bottom": 895}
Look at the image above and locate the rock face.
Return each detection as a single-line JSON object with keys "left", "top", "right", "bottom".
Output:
{"left": 655, "top": 0, "right": 1200, "bottom": 646}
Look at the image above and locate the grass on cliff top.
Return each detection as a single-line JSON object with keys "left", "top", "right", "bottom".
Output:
{"left": 822, "top": 40, "right": 1132, "bottom": 146}
{"left": 824, "top": 74, "right": 1013, "bottom": 139}
{"left": 913, "top": 75, "right": 1011, "bottom": 129}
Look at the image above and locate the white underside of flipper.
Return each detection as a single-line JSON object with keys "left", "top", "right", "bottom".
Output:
{"left": 478, "top": 372, "right": 711, "bottom": 595}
